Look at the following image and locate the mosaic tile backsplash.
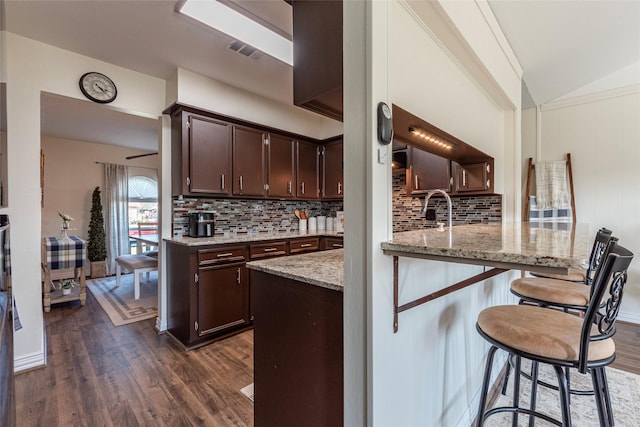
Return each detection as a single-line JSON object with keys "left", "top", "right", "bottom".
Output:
{"left": 392, "top": 172, "right": 502, "bottom": 232}
{"left": 172, "top": 198, "right": 344, "bottom": 237}
{"left": 172, "top": 174, "right": 501, "bottom": 236}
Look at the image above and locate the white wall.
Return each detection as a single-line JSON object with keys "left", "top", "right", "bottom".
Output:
{"left": 40, "top": 136, "right": 158, "bottom": 239}
{"left": 3, "top": 32, "right": 166, "bottom": 370}
{"left": 174, "top": 68, "right": 343, "bottom": 140}
{"left": 539, "top": 86, "right": 640, "bottom": 322}
{"left": 342, "top": 0, "right": 523, "bottom": 425}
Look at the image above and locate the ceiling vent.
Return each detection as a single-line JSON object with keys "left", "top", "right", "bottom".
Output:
{"left": 226, "top": 40, "right": 263, "bottom": 60}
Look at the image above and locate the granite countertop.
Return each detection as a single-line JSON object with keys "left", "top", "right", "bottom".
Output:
{"left": 164, "top": 230, "right": 343, "bottom": 246}
{"left": 382, "top": 223, "right": 592, "bottom": 271}
{"left": 247, "top": 249, "right": 344, "bottom": 292}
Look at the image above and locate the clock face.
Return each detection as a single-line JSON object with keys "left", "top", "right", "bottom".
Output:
{"left": 79, "top": 72, "right": 117, "bottom": 104}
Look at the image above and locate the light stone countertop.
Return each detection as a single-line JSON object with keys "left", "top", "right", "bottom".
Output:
{"left": 382, "top": 222, "right": 592, "bottom": 271}
{"left": 164, "top": 230, "right": 343, "bottom": 246}
{"left": 247, "top": 249, "right": 344, "bottom": 292}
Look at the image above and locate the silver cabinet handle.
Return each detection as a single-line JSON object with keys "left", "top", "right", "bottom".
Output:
{"left": 338, "top": 182, "right": 342, "bottom": 195}
{"left": 221, "top": 174, "right": 225, "bottom": 190}
{"left": 288, "top": 181, "right": 292, "bottom": 194}
{"left": 236, "top": 268, "right": 241, "bottom": 284}
{"left": 300, "top": 243, "right": 312, "bottom": 248}
{"left": 332, "top": 243, "right": 343, "bottom": 248}
{"left": 301, "top": 181, "right": 305, "bottom": 194}
{"left": 462, "top": 169, "right": 467, "bottom": 187}
{"left": 239, "top": 175, "right": 243, "bottom": 191}
{"left": 264, "top": 247, "right": 278, "bottom": 252}
{"left": 414, "top": 175, "right": 419, "bottom": 190}
{"left": 217, "top": 252, "right": 234, "bottom": 258}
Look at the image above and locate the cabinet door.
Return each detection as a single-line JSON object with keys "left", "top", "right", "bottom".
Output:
{"left": 323, "top": 139, "right": 343, "bottom": 199}
{"left": 197, "top": 262, "right": 249, "bottom": 336}
{"left": 267, "top": 133, "right": 296, "bottom": 198}
{"left": 408, "top": 147, "right": 451, "bottom": 195}
{"left": 233, "top": 127, "right": 266, "bottom": 197}
{"left": 454, "top": 162, "right": 490, "bottom": 193}
{"left": 296, "top": 141, "right": 320, "bottom": 199}
{"left": 189, "top": 116, "right": 232, "bottom": 195}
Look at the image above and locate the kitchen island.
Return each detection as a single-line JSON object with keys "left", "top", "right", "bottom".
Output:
{"left": 247, "top": 249, "right": 343, "bottom": 427}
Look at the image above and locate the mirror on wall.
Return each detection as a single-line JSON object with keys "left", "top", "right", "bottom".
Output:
{"left": 0, "top": 83, "right": 7, "bottom": 208}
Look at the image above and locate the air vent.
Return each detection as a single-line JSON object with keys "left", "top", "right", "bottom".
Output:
{"left": 226, "top": 40, "right": 263, "bottom": 60}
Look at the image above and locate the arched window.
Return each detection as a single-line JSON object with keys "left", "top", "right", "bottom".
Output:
{"left": 128, "top": 176, "right": 158, "bottom": 252}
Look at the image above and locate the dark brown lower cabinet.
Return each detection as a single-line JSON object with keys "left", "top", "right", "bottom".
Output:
{"left": 253, "top": 271, "right": 343, "bottom": 427}
{"left": 166, "top": 242, "right": 251, "bottom": 349}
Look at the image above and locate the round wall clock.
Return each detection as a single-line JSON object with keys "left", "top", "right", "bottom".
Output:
{"left": 79, "top": 72, "right": 117, "bottom": 104}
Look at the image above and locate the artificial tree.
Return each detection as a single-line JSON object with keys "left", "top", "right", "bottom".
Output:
{"left": 88, "top": 186, "right": 107, "bottom": 278}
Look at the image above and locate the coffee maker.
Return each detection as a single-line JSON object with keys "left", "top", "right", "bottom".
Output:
{"left": 188, "top": 212, "right": 214, "bottom": 237}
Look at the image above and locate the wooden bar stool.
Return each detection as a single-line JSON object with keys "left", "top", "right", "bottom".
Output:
{"left": 475, "top": 242, "right": 634, "bottom": 427}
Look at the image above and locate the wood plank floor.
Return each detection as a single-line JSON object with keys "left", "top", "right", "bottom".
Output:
{"left": 15, "top": 292, "right": 254, "bottom": 427}
{"left": 15, "top": 294, "right": 640, "bottom": 426}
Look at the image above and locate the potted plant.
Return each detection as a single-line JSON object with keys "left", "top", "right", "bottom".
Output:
{"left": 88, "top": 186, "right": 107, "bottom": 278}
{"left": 58, "top": 278, "right": 76, "bottom": 295}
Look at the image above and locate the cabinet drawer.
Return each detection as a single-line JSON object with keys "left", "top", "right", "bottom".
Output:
{"left": 198, "top": 246, "right": 246, "bottom": 266}
{"left": 250, "top": 241, "right": 288, "bottom": 260}
{"left": 289, "top": 237, "right": 320, "bottom": 254}
{"left": 323, "top": 237, "right": 344, "bottom": 250}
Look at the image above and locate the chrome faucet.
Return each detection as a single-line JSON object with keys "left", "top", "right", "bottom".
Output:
{"left": 423, "top": 189, "right": 452, "bottom": 230}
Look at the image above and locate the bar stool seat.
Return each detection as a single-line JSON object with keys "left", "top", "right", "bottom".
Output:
{"left": 510, "top": 277, "right": 591, "bottom": 308}
{"left": 529, "top": 268, "right": 586, "bottom": 282}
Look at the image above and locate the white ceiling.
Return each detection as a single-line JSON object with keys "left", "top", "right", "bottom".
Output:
{"left": 4, "top": 0, "right": 640, "bottom": 149}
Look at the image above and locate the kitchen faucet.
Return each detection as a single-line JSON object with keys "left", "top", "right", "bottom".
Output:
{"left": 423, "top": 189, "right": 452, "bottom": 230}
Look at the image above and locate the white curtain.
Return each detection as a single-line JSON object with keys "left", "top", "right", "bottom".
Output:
{"left": 104, "top": 163, "right": 129, "bottom": 275}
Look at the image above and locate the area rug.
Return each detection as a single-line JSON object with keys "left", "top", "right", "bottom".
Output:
{"left": 489, "top": 362, "right": 640, "bottom": 426}
{"left": 87, "top": 272, "right": 158, "bottom": 326}
{"left": 240, "top": 383, "right": 254, "bottom": 402}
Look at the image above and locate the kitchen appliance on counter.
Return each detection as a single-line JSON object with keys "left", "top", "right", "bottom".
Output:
{"left": 188, "top": 212, "right": 215, "bottom": 238}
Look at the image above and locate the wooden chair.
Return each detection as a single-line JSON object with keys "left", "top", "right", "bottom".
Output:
{"left": 475, "top": 242, "right": 634, "bottom": 427}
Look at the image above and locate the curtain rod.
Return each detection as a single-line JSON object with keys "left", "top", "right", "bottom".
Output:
{"left": 95, "top": 161, "right": 158, "bottom": 171}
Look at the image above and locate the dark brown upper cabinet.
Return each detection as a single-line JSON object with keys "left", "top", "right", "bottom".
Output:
{"left": 171, "top": 111, "right": 232, "bottom": 197}
{"left": 292, "top": 0, "right": 343, "bottom": 121}
{"left": 322, "top": 139, "right": 343, "bottom": 199}
{"left": 296, "top": 140, "right": 320, "bottom": 199}
{"left": 453, "top": 160, "right": 494, "bottom": 193}
{"left": 233, "top": 126, "right": 267, "bottom": 197}
{"left": 407, "top": 147, "right": 451, "bottom": 195}
{"left": 267, "top": 133, "right": 296, "bottom": 199}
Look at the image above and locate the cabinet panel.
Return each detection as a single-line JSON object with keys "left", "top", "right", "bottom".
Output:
{"left": 197, "top": 262, "right": 249, "bottom": 336}
{"left": 408, "top": 147, "right": 451, "bottom": 195}
{"left": 268, "top": 134, "right": 296, "bottom": 198}
{"left": 189, "top": 116, "right": 232, "bottom": 195}
{"left": 249, "top": 241, "right": 288, "bottom": 260}
{"left": 323, "top": 139, "right": 343, "bottom": 199}
{"left": 233, "top": 127, "right": 266, "bottom": 197}
{"left": 454, "top": 161, "right": 493, "bottom": 193}
{"left": 321, "top": 237, "right": 344, "bottom": 250}
{"left": 296, "top": 141, "right": 320, "bottom": 199}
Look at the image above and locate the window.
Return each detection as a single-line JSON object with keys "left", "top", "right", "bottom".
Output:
{"left": 128, "top": 176, "right": 157, "bottom": 253}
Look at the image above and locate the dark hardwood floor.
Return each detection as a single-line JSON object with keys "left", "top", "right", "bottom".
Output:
{"left": 14, "top": 293, "right": 640, "bottom": 426}
{"left": 15, "top": 292, "right": 254, "bottom": 427}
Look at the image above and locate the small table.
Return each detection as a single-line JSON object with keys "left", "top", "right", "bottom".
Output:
{"left": 42, "top": 236, "right": 87, "bottom": 312}
{"left": 131, "top": 234, "right": 158, "bottom": 254}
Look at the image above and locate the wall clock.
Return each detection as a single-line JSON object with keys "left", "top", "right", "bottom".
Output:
{"left": 79, "top": 72, "right": 117, "bottom": 104}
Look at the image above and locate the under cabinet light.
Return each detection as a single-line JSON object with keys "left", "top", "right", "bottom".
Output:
{"left": 178, "top": 0, "right": 293, "bottom": 66}
{"left": 409, "top": 127, "right": 453, "bottom": 150}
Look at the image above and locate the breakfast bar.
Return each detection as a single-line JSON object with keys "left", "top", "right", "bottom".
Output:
{"left": 381, "top": 222, "right": 591, "bottom": 332}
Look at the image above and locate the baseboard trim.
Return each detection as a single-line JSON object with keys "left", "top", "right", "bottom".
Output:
{"left": 14, "top": 351, "right": 46, "bottom": 373}
{"left": 618, "top": 311, "right": 640, "bottom": 324}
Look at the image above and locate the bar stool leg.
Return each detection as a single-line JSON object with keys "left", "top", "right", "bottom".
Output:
{"left": 511, "top": 356, "right": 522, "bottom": 427}
{"left": 553, "top": 365, "right": 572, "bottom": 426}
{"left": 476, "top": 345, "right": 499, "bottom": 427}
{"left": 528, "top": 361, "right": 539, "bottom": 427}
{"left": 601, "top": 368, "right": 614, "bottom": 427}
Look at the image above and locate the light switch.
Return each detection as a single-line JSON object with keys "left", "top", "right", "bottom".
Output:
{"left": 378, "top": 148, "right": 388, "bottom": 164}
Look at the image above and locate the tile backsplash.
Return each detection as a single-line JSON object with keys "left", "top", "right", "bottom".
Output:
{"left": 392, "top": 172, "right": 502, "bottom": 232}
{"left": 172, "top": 198, "right": 343, "bottom": 237}
{"left": 172, "top": 174, "right": 501, "bottom": 236}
